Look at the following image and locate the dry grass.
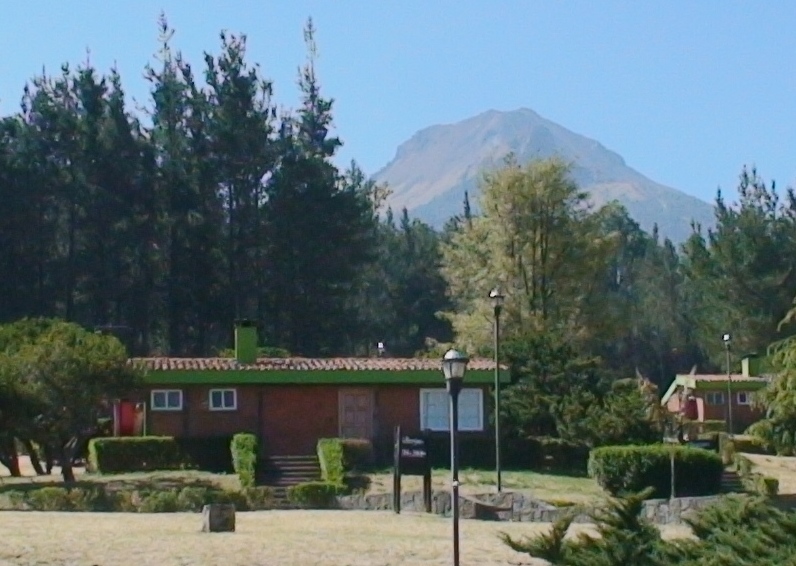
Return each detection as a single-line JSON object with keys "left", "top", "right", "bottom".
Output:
{"left": 745, "top": 453, "right": 796, "bottom": 494}
{"left": 0, "top": 510, "right": 692, "bottom": 566}
{"left": 369, "top": 468, "right": 604, "bottom": 505}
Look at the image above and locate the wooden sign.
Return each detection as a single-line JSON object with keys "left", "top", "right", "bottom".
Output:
{"left": 393, "top": 425, "right": 432, "bottom": 514}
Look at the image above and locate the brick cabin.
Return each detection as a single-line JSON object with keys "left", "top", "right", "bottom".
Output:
{"left": 116, "top": 322, "right": 509, "bottom": 458}
{"left": 660, "top": 354, "right": 772, "bottom": 433}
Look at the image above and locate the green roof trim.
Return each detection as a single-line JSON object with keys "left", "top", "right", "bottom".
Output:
{"left": 143, "top": 368, "right": 510, "bottom": 386}
{"left": 660, "top": 375, "right": 770, "bottom": 405}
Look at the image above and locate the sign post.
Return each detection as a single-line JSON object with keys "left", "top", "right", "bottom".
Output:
{"left": 393, "top": 425, "right": 432, "bottom": 514}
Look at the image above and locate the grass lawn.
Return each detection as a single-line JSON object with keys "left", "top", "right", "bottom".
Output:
{"left": 368, "top": 468, "right": 605, "bottom": 505}
{"left": 0, "top": 510, "right": 692, "bottom": 566}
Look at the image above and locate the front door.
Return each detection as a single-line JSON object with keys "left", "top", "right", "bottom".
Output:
{"left": 339, "top": 388, "right": 374, "bottom": 440}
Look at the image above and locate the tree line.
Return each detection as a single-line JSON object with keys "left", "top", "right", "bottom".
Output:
{"left": 2, "top": 16, "right": 796, "bottom": 389}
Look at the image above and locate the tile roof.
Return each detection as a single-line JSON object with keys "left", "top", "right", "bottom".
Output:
{"left": 130, "top": 357, "right": 504, "bottom": 372}
{"left": 676, "top": 373, "right": 771, "bottom": 383}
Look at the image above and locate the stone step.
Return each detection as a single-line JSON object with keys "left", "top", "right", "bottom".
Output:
{"left": 257, "top": 454, "right": 322, "bottom": 488}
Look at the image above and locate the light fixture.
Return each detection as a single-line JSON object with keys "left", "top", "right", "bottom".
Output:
{"left": 442, "top": 349, "right": 469, "bottom": 381}
{"left": 489, "top": 287, "right": 505, "bottom": 310}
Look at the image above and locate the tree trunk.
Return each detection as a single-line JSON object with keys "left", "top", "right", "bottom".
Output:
{"left": 23, "top": 439, "right": 46, "bottom": 475}
{"left": 44, "top": 444, "right": 54, "bottom": 474}
{"left": 0, "top": 438, "right": 21, "bottom": 477}
{"left": 60, "top": 436, "right": 80, "bottom": 483}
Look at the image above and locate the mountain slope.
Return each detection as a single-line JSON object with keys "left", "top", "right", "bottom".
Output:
{"left": 373, "top": 108, "right": 715, "bottom": 243}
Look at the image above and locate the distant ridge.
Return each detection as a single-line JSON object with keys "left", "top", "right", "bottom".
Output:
{"left": 373, "top": 108, "right": 715, "bottom": 243}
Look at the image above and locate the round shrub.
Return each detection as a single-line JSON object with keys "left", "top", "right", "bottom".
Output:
{"left": 588, "top": 444, "right": 723, "bottom": 498}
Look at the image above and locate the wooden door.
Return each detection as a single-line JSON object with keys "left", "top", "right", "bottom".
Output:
{"left": 339, "top": 388, "right": 374, "bottom": 440}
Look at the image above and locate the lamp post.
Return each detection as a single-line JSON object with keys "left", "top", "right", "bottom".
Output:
{"left": 489, "top": 287, "right": 505, "bottom": 492}
{"left": 722, "top": 334, "right": 733, "bottom": 435}
{"left": 442, "top": 348, "right": 469, "bottom": 566}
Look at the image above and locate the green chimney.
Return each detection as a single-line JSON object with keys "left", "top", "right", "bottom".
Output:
{"left": 742, "top": 354, "right": 762, "bottom": 378}
{"left": 234, "top": 320, "right": 258, "bottom": 364}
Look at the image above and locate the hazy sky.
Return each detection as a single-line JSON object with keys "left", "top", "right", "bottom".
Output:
{"left": 2, "top": 1, "right": 794, "bottom": 204}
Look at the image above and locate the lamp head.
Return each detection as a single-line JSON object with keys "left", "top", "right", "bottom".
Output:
{"left": 489, "top": 287, "right": 505, "bottom": 309}
{"left": 442, "top": 348, "right": 469, "bottom": 381}
{"left": 722, "top": 333, "right": 731, "bottom": 344}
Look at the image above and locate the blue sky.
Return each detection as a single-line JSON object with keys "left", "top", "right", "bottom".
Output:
{"left": 2, "top": 1, "right": 794, "bottom": 204}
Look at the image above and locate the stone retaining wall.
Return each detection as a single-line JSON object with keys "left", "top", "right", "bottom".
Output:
{"left": 336, "top": 490, "right": 725, "bottom": 525}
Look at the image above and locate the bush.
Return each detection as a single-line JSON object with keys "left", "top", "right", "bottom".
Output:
{"left": 25, "top": 487, "right": 73, "bottom": 511}
{"left": 759, "top": 476, "right": 780, "bottom": 496}
{"left": 241, "top": 486, "right": 273, "bottom": 510}
{"left": 176, "top": 436, "right": 234, "bottom": 473}
{"left": 286, "top": 481, "right": 342, "bottom": 508}
{"left": 138, "top": 489, "right": 180, "bottom": 513}
{"left": 731, "top": 435, "right": 771, "bottom": 455}
{"left": 1, "top": 485, "right": 273, "bottom": 513}
{"left": 341, "top": 438, "right": 374, "bottom": 471}
{"left": 22, "top": 487, "right": 113, "bottom": 511}
{"left": 88, "top": 436, "right": 190, "bottom": 474}
{"left": 588, "top": 444, "right": 723, "bottom": 498}
{"left": 231, "top": 433, "right": 258, "bottom": 488}
{"left": 532, "top": 437, "right": 590, "bottom": 472}
{"left": 317, "top": 438, "right": 346, "bottom": 485}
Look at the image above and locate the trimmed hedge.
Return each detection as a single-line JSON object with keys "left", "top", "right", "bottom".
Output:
{"left": 176, "top": 436, "right": 234, "bottom": 473}
{"left": 317, "top": 438, "right": 374, "bottom": 488}
{"left": 87, "top": 437, "right": 190, "bottom": 474}
{"left": 1, "top": 485, "right": 273, "bottom": 512}
{"left": 231, "top": 433, "right": 258, "bottom": 488}
{"left": 286, "top": 481, "right": 343, "bottom": 508}
{"left": 317, "top": 439, "right": 346, "bottom": 485}
{"left": 341, "top": 438, "right": 374, "bottom": 471}
{"left": 588, "top": 444, "right": 723, "bottom": 498}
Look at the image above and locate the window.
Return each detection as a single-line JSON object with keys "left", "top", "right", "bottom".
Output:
{"left": 151, "top": 389, "right": 182, "bottom": 411}
{"left": 705, "top": 391, "right": 725, "bottom": 405}
{"left": 737, "top": 392, "right": 751, "bottom": 405}
{"left": 420, "top": 389, "right": 483, "bottom": 432}
{"left": 209, "top": 388, "right": 237, "bottom": 411}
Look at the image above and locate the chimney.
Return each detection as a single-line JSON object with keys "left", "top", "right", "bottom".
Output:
{"left": 234, "top": 320, "right": 258, "bottom": 364}
{"left": 741, "top": 354, "right": 761, "bottom": 378}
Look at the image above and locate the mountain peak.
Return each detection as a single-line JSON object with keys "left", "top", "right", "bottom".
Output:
{"left": 374, "top": 108, "right": 713, "bottom": 243}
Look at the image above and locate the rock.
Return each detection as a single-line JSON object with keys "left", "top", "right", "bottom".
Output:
{"left": 202, "top": 503, "right": 236, "bottom": 533}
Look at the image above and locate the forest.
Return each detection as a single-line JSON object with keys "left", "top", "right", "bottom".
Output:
{"left": 1, "top": 17, "right": 796, "bottom": 395}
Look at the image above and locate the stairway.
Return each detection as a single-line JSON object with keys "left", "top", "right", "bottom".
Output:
{"left": 258, "top": 455, "right": 322, "bottom": 508}
{"left": 721, "top": 469, "right": 745, "bottom": 493}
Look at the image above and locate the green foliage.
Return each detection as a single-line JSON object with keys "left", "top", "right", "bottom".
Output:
{"left": 501, "top": 333, "right": 664, "bottom": 452}
{"left": 681, "top": 167, "right": 796, "bottom": 367}
{"left": 588, "top": 445, "right": 723, "bottom": 498}
{"left": 525, "top": 437, "right": 590, "bottom": 472}
{"left": 340, "top": 438, "right": 374, "bottom": 471}
{"left": 502, "top": 489, "right": 667, "bottom": 566}
{"left": 500, "top": 513, "right": 576, "bottom": 564}
{"left": 317, "top": 438, "right": 345, "bottom": 485}
{"left": 317, "top": 438, "right": 374, "bottom": 492}
{"left": 230, "top": 433, "right": 258, "bottom": 488}
{"left": 88, "top": 436, "right": 190, "bottom": 474}
{"left": 732, "top": 453, "right": 779, "bottom": 497}
{"left": 2, "top": 485, "right": 273, "bottom": 512}
{"left": 286, "top": 481, "right": 343, "bottom": 508}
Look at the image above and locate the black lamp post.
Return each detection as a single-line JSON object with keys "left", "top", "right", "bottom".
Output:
{"left": 489, "top": 287, "right": 504, "bottom": 492}
{"left": 723, "top": 333, "right": 733, "bottom": 435}
{"left": 442, "top": 348, "right": 469, "bottom": 566}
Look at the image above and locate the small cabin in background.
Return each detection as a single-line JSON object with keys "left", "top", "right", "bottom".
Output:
{"left": 661, "top": 354, "right": 773, "bottom": 434}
